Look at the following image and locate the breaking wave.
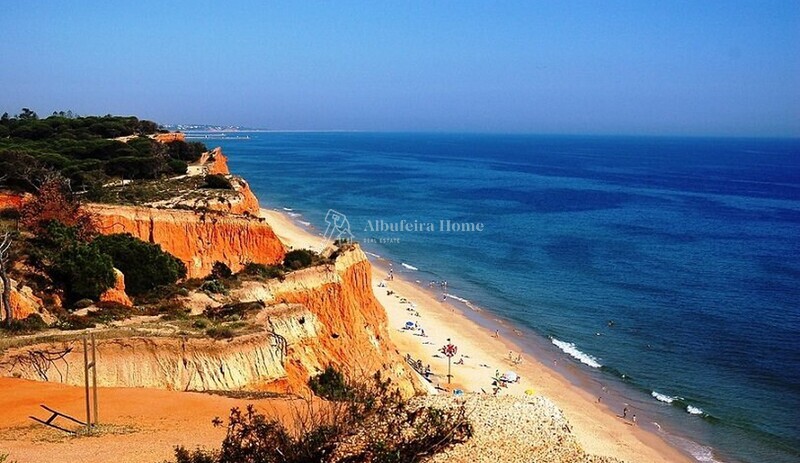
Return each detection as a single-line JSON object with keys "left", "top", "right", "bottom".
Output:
{"left": 551, "top": 338, "right": 602, "bottom": 368}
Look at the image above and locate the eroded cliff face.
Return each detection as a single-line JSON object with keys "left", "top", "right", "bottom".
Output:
{"left": 232, "top": 246, "right": 421, "bottom": 396}
{"left": 206, "top": 147, "right": 230, "bottom": 175}
{"left": 98, "top": 268, "right": 133, "bottom": 307}
{"left": 87, "top": 204, "right": 286, "bottom": 278}
{"left": 1, "top": 247, "right": 421, "bottom": 396}
{"left": 0, "top": 305, "right": 316, "bottom": 391}
{"left": 0, "top": 278, "right": 57, "bottom": 324}
{"left": 152, "top": 133, "right": 186, "bottom": 143}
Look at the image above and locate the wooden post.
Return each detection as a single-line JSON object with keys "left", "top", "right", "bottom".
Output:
{"left": 91, "top": 332, "right": 98, "bottom": 426}
{"left": 82, "top": 335, "right": 91, "bottom": 432}
{"left": 447, "top": 355, "right": 452, "bottom": 384}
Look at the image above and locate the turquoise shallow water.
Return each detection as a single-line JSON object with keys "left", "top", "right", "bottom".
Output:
{"left": 208, "top": 132, "right": 800, "bottom": 463}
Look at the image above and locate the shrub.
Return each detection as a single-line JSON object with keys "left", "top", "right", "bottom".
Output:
{"left": 201, "top": 279, "right": 227, "bottom": 295}
{"left": 166, "top": 140, "right": 206, "bottom": 162}
{"left": 170, "top": 371, "right": 472, "bottom": 463}
{"left": 58, "top": 314, "right": 96, "bottom": 330}
{"left": 283, "top": 249, "right": 316, "bottom": 270}
{"left": 93, "top": 233, "right": 187, "bottom": 295}
{"left": 210, "top": 261, "right": 233, "bottom": 280}
{"left": 308, "top": 366, "right": 351, "bottom": 401}
{"left": 89, "top": 301, "right": 133, "bottom": 323}
{"left": 240, "top": 263, "right": 284, "bottom": 280}
{"left": 206, "top": 326, "right": 235, "bottom": 340}
{"left": 1, "top": 314, "right": 48, "bottom": 334}
{"left": 159, "top": 301, "right": 189, "bottom": 321}
{"left": 19, "top": 178, "right": 96, "bottom": 240}
{"left": 167, "top": 159, "right": 188, "bottom": 175}
{"left": 52, "top": 243, "right": 116, "bottom": 301}
{"left": 204, "top": 301, "right": 265, "bottom": 322}
{"left": 104, "top": 156, "right": 163, "bottom": 179}
{"left": 203, "top": 174, "right": 233, "bottom": 190}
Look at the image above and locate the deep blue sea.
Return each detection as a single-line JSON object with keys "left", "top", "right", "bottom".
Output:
{"left": 208, "top": 133, "right": 800, "bottom": 463}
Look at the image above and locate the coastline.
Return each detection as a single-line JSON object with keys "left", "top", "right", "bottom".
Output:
{"left": 260, "top": 208, "right": 695, "bottom": 463}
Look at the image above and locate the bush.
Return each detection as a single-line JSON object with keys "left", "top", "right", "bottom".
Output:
{"left": 283, "top": 249, "right": 316, "bottom": 270}
{"left": 93, "top": 233, "right": 187, "bottom": 295}
{"left": 170, "top": 371, "right": 472, "bottom": 463}
{"left": 58, "top": 314, "right": 96, "bottom": 330}
{"left": 89, "top": 301, "right": 133, "bottom": 323}
{"left": 206, "top": 326, "right": 235, "bottom": 340}
{"left": 166, "top": 140, "right": 206, "bottom": 162}
{"left": 239, "top": 263, "right": 285, "bottom": 280}
{"left": 158, "top": 301, "right": 190, "bottom": 321}
{"left": 201, "top": 279, "right": 227, "bottom": 295}
{"left": 210, "top": 261, "right": 233, "bottom": 280}
{"left": 203, "top": 174, "right": 233, "bottom": 190}
{"left": 104, "top": 156, "right": 163, "bottom": 179}
{"left": 308, "top": 366, "right": 351, "bottom": 401}
{"left": 52, "top": 243, "right": 116, "bottom": 301}
{"left": 167, "top": 159, "right": 188, "bottom": 175}
{"left": 1, "top": 314, "right": 48, "bottom": 334}
{"left": 204, "top": 301, "right": 265, "bottom": 322}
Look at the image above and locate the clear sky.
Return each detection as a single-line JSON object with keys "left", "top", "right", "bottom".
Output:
{"left": 1, "top": 1, "right": 798, "bottom": 136}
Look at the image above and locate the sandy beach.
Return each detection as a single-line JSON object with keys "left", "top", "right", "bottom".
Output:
{"left": 261, "top": 208, "right": 694, "bottom": 463}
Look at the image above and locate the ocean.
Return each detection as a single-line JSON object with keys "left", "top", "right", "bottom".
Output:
{"left": 208, "top": 132, "right": 800, "bottom": 463}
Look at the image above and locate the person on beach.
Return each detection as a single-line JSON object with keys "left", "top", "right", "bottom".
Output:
{"left": 623, "top": 407, "right": 628, "bottom": 419}
{"left": 493, "top": 330, "right": 499, "bottom": 338}
{"left": 632, "top": 414, "right": 637, "bottom": 425}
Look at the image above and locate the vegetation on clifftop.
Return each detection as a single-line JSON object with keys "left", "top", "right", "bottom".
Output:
{"left": 0, "top": 109, "right": 207, "bottom": 198}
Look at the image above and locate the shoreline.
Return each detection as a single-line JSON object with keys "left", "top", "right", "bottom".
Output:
{"left": 260, "top": 207, "right": 695, "bottom": 463}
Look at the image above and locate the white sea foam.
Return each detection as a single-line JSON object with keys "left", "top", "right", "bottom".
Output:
{"left": 671, "top": 435, "right": 725, "bottom": 463}
{"left": 443, "top": 293, "right": 482, "bottom": 311}
{"left": 282, "top": 207, "right": 293, "bottom": 211}
{"left": 401, "top": 263, "right": 418, "bottom": 271}
{"left": 687, "top": 405, "right": 704, "bottom": 415}
{"left": 298, "top": 220, "right": 311, "bottom": 226}
{"left": 651, "top": 391, "right": 677, "bottom": 404}
{"left": 288, "top": 212, "right": 301, "bottom": 218}
{"left": 551, "top": 338, "right": 602, "bottom": 368}
{"left": 365, "top": 251, "right": 381, "bottom": 259}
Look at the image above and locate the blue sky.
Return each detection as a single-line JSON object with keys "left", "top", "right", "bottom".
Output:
{"left": 1, "top": 1, "right": 798, "bottom": 136}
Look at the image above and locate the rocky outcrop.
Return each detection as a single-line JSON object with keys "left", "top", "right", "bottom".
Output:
{"left": 152, "top": 132, "right": 186, "bottom": 143}
{"left": 0, "top": 278, "right": 52, "bottom": 323}
{"left": 87, "top": 204, "right": 286, "bottom": 278}
{"left": 99, "top": 268, "right": 133, "bottom": 307}
{"left": 206, "top": 147, "right": 230, "bottom": 175}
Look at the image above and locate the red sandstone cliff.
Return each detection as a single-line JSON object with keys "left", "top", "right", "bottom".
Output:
{"left": 1, "top": 247, "right": 421, "bottom": 396}
{"left": 152, "top": 132, "right": 186, "bottom": 143}
{"left": 87, "top": 204, "right": 286, "bottom": 279}
{"left": 206, "top": 147, "right": 230, "bottom": 175}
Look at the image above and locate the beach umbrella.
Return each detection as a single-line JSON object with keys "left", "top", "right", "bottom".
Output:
{"left": 525, "top": 389, "right": 536, "bottom": 395}
{"left": 405, "top": 321, "right": 415, "bottom": 327}
{"left": 503, "top": 371, "right": 518, "bottom": 382}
